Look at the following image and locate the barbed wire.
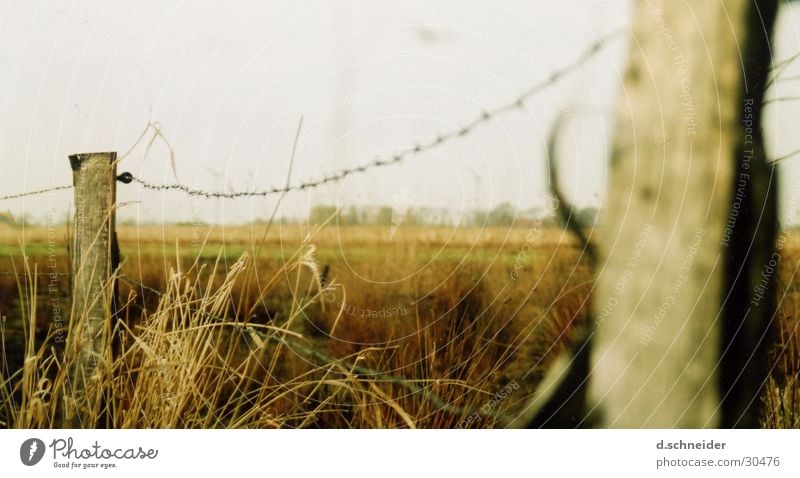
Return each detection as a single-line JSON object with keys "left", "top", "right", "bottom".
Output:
{"left": 118, "top": 273, "right": 164, "bottom": 296}
{"left": 122, "top": 29, "right": 624, "bottom": 199}
{"left": 0, "top": 271, "right": 69, "bottom": 277}
{"left": 8, "top": 30, "right": 800, "bottom": 203}
{"left": 1, "top": 25, "right": 615, "bottom": 203}
{"left": 0, "top": 185, "right": 73, "bottom": 202}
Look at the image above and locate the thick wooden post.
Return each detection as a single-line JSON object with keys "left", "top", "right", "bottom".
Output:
{"left": 63, "top": 152, "right": 117, "bottom": 428}
{"left": 589, "top": 0, "right": 776, "bottom": 427}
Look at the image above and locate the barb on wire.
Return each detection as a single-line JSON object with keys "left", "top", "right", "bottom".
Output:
{"left": 123, "top": 29, "right": 626, "bottom": 200}
{"left": 0, "top": 185, "right": 72, "bottom": 202}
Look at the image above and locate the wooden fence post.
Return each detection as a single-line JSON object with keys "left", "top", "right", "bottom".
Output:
{"left": 62, "top": 152, "right": 118, "bottom": 428}
{"left": 588, "top": 0, "right": 777, "bottom": 427}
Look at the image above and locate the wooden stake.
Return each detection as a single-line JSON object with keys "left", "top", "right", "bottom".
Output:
{"left": 62, "top": 152, "right": 117, "bottom": 428}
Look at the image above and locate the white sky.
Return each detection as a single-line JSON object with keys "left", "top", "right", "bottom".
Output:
{"left": 0, "top": 0, "right": 799, "bottom": 225}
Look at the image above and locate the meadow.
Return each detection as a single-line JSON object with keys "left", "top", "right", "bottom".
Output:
{"left": 0, "top": 222, "right": 796, "bottom": 428}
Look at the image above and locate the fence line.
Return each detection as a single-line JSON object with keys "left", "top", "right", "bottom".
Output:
{"left": 5, "top": 30, "right": 800, "bottom": 204}
{"left": 0, "top": 30, "right": 624, "bottom": 203}
{"left": 118, "top": 273, "right": 164, "bottom": 296}
{"left": 124, "top": 29, "right": 624, "bottom": 199}
{"left": 0, "top": 184, "right": 73, "bottom": 202}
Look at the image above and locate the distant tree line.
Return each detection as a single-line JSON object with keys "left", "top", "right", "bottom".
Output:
{"left": 0, "top": 211, "right": 27, "bottom": 226}
{"left": 302, "top": 202, "right": 600, "bottom": 228}
{"left": 0, "top": 205, "right": 603, "bottom": 228}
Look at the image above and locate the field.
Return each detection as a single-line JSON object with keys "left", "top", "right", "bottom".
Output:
{"left": 0, "top": 222, "right": 797, "bottom": 428}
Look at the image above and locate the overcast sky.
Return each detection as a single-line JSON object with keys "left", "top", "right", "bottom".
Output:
{"left": 1, "top": 0, "right": 800, "bottom": 225}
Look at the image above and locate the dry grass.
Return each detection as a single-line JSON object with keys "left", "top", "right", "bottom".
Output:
{"left": 1, "top": 222, "right": 796, "bottom": 428}
{"left": 0, "top": 223, "right": 591, "bottom": 428}
{"left": 763, "top": 243, "right": 800, "bottom": 428}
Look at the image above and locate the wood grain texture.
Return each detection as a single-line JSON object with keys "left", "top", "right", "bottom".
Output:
{"left": 63, "top": 152, "right": 117, "bottom": 428}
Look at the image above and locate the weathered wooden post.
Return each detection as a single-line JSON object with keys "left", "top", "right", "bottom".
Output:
{"left": 62, "top": 152, "right": 118, "bottom": 428}
{"left": 506, "top": 3, "right": 778, "bottom": 429}
{"left": 589, "top": 0, "right": 777, "bottom": 427}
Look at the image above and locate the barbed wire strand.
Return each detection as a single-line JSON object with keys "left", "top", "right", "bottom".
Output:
{"left": 0, "top": 271, "right": 70, "bottom": 277}
{"left": 125, "top": 29, "right": 626, "bottom": 199}
{"left": 0, "top": 185, "right": 73, "bottom": 202}
{"left": 0, "top": 32, "right": 617, "bottom": 203}
{"left": 117, "top": 273, "right": 163, "bottom": 296}
{"left": 10, "top": 31, "right": 800, "bottom": 202}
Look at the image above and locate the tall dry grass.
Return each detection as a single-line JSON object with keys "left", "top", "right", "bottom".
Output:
{"left": 762, "top": 244, "right": 800, "bottom": 428}
{"left": 7, "top": 223, "right": 798, "bottom": 428}
{"left": 1, "top": 224, "right": 590, "bottom": 428}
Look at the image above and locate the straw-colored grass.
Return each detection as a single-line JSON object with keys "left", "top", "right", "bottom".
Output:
{"left": 1, "top": 223, "right": 589, "bottom": 428}
{"left": 4, "top": 222, "right": 797, "bottom": 428}
{"left": 762, "top": 245, "right": 800, "bottom": 429}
